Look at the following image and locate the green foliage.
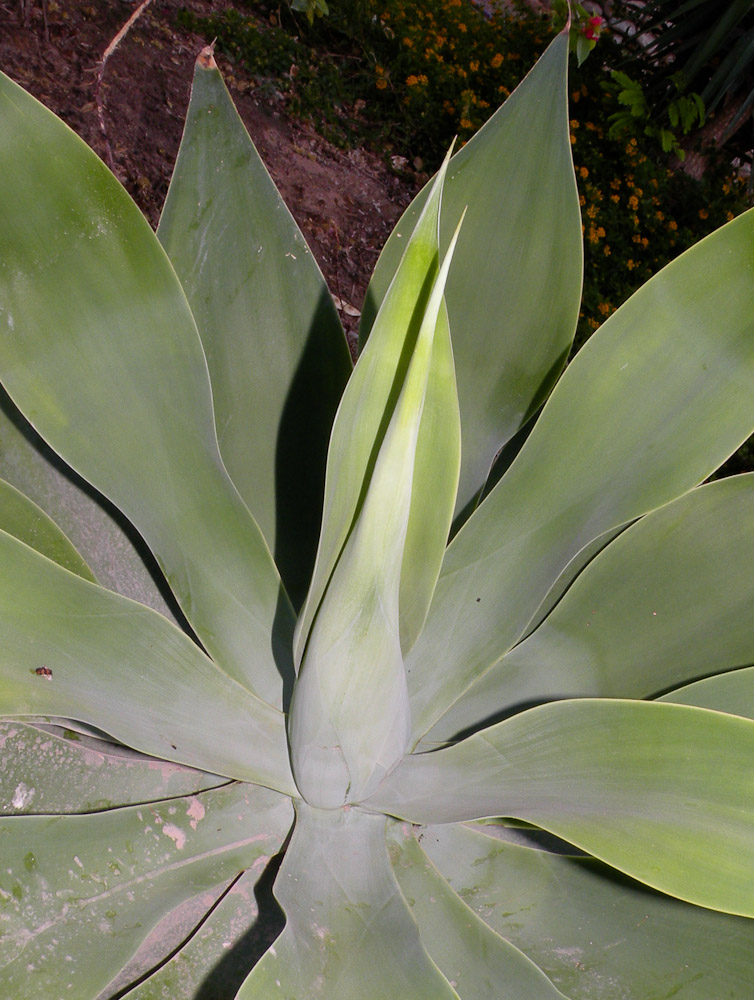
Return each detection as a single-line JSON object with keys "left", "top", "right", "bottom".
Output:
{"left": 607, "top": 68, "right": 705, "bottom": 159}
{"left": 3, "top": 30, "right": 754, "bottom": 1000}
{"left": 611, "top": 0, "right": 754, "bottom": 162}
{"left": 568, "top": 53, "right": 749, "bottom": 351}
{"left": 289, "top": 0, "right": 329, "bottom": 24}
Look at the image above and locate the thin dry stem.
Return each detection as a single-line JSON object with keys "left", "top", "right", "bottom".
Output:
{"left": 94, "top": 0, "right": 154, "bottom": 172}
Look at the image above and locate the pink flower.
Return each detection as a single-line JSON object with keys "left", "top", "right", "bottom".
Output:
{"left": 583, "top": 16, "right": 603, "bottom": 41}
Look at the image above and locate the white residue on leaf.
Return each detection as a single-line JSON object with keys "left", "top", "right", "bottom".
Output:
{"left": 186, "top": 797, "right": 205, "bottom": 830}
{"left": 162, "top": 823, "right": 186, "bottom": 850}
{"left": 11, "top": 783, "right": 34, "bottom": 810}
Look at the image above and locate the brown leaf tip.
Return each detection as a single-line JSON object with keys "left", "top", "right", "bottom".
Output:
{"left": 197, "top": 40, "right": 217, "bottom": 70}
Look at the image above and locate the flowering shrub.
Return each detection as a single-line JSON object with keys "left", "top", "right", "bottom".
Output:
{"left": 569, "top": 62, "right": 750, "bottom": 349}
{"left": 177, "top": 1, "right": 552, "bottom": 160}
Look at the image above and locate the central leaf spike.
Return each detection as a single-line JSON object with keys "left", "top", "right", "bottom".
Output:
{"left": 288, "top": 155, "right": 464, "bottom": 809}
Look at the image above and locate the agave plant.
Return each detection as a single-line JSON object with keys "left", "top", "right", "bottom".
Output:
{"left": 2, "top": 26, "right": 754, "bottom": 1000}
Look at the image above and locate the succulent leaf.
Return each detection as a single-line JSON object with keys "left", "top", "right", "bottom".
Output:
{"left": 367, "top": 698, "right": 754, "bottom": 916}
{"left": 362, "top": 30, "right": 582, "bottom": 522}
{"left": 235, "top": 804, "right": 459, "bottom": 999}
{"left": 408, "top": 208, "right": 754, "bottom": 745}
{"left": 158, "top": 53, "right": 352, "bottom": 609}
{"left": 426, "top": 473, "right": 754, "bottom": 742}
{"left": 0, "top": 476, "right": 96, "bottom": 582}
{"left": 288, "top": 204, "right": 463, "bottom": 808}
{"left": 389, "top": 824, "right": 570, "bottom": 999}
{"left": 0, "top": 68, "right": 295, "bottom": 708}
{"left": 0, "top": 527, "right": 295, "bottom": 794}
{"left": 0, "top": 783, "right": 291, "bottom": 997}
{"left": 422, "top": 822, "right": 754, "bottom": 999}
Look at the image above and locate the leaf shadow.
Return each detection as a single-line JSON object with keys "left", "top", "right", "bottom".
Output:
{"left": 0, "top": 382, "right": 196, "bottom": 638}
{"left": 195, "top": 850, "right": 286, "bottom": 999}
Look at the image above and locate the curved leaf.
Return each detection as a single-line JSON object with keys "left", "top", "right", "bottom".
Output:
{"left": 388, "top": 824, "right": 570, "bottom": 1000}
{"left": 407, "top": 207, "right": 754, "bottom": 743}
{"left": 361, "top": 31, "right": 582, "bottom": 519}
{"left": 425, "top": 474, "right": 754, "bottom": 742}
{"left": 118, "top": 867, "right": 282, "bottom": 1000}
{"left": 0, "top": 390, "right": 177, "bottom": 618}
{"left": 157, "top": 52, "right": 352, "bottom": 609}
{"left": 0, "top": 783, "right": 292, "bottom": 998}
{"left": 294, "top": 151, "right": 459, "bottom": 665}
{"left": 288, "top": 218, "right": 462, "bottom": 807}
{"left": 235, "top": 803, "right": 458, "bottom": 999}
{"left": 367, "top": 699, "right": 754, "bottom": 916}
{"left": 423, "top": 822, "right": 754, "bottom": 1000}
{"left": 0, "top": 528, "right": 295, "bottom": 795}
{"left": 0, "top": 476, "right": 95, "bottom": 581}
{"left": 0, "top": 69, "right": 294, "bottom": 707}
{"left": 0, "top": 721, "right": 224, "bottom": 815}
{"left": 659, "top": 664, "right": 754, "bottom": 718}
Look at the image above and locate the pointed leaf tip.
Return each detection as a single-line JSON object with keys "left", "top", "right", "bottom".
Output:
{"left": 196, "top": 43, "right": 217, "bottom": 71}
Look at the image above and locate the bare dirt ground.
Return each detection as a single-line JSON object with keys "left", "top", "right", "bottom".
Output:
{"left": 0, "top": 0, "right": 418, "bottom": 345}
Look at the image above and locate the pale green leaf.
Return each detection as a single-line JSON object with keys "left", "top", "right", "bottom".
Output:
{"left": 367, "top": 699, "right": 754, "bottom": 916}
{"left": 399, "top": 298, "right": 461, "bottom": 652}
{"left": 425, "top": 474, "right": 754, "bottom": 743}
{"left": 407, "top": 208, "right": 754, "bottom": 743}
{"left": 0, "top": 783, "right": 292, "bottom": 998}
{"left": 0, "top": 389, "right": 177, "bottom": 619}
{"left": 235, "top": 804, "right": 458, "bottom": 999}
{"left": 294, "top": 150, "right": 459, "bottom": 666}
{"left": 118, "top": 867, "right": 281, "bottom": 1000}
{"left": 659, "top": 665, "right": 754, "bottom": 718}
{"left": 288, "top": 217, "right": 462, "bottom": 807}
{"left": 157, "top": 53, "right": 351, "bottom": 609}
{"left": 0, "top": 721, "right": 224, "bottom": 815}
{"left": 0, "top": 69, "right": 295, "bottom": 707}
{"left": 0, "top": 476, "right": 95, "bottom": 581}
{"left": 0, "top": 528, "right": 295, "bottom": 795}
{"left": 362, "top": 31, "right": 582, "bottom": 520}
{"left": 388, "top": 823, "right": 570, "bottom": 999}
{"left": 424, "top": 822, "right": 754, "bottom": 999}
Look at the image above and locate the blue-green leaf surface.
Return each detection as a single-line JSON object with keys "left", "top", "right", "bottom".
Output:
{"left": 368, "top": 699, "right": 754, "bottom": 916}
{"left": 157, "top": 52, "right": 351, "bottom": 609}
{"left": 423, "top": 822, "right": 754, "bottom": 999}
{"left": 0, "top": 528, "right": 295, "bottom": 795}
{"left": 235, "top": 804, "right": 458, "bottom": 999}
{"left": 0, "top": 69, "right": 294, "bottom": 707}
{"left": 288, "top": 216, "right": 462, "bottom": 808}
{"left": 362, "top": 31, "right": 582, "bottom": 520}
{"left": 0, "top": 783, "right": 292, "bottom": 998}
{"left": 0, "top": 476, "right": 95, "bottom": 582}
{"left": 659, "top": 665, "right": 754, "bottom": 718}
{"left": 294, "top": 151, "right": 460, "bottom": 666}
{"left": 407, "top": 208, "right": 754, "bottom": 743}
{"left": 388, "top": 824, "right": 569, "bottom": 999}
{"left": 425, "top": 474, "right": 754, "bottom": 742}
{"left": 0, "top": 722, "right": 224, "bottom": 815}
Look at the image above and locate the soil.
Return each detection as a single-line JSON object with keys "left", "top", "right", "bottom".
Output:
{"left": 0, "top": 0, "right": 419, "bottom": 348}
